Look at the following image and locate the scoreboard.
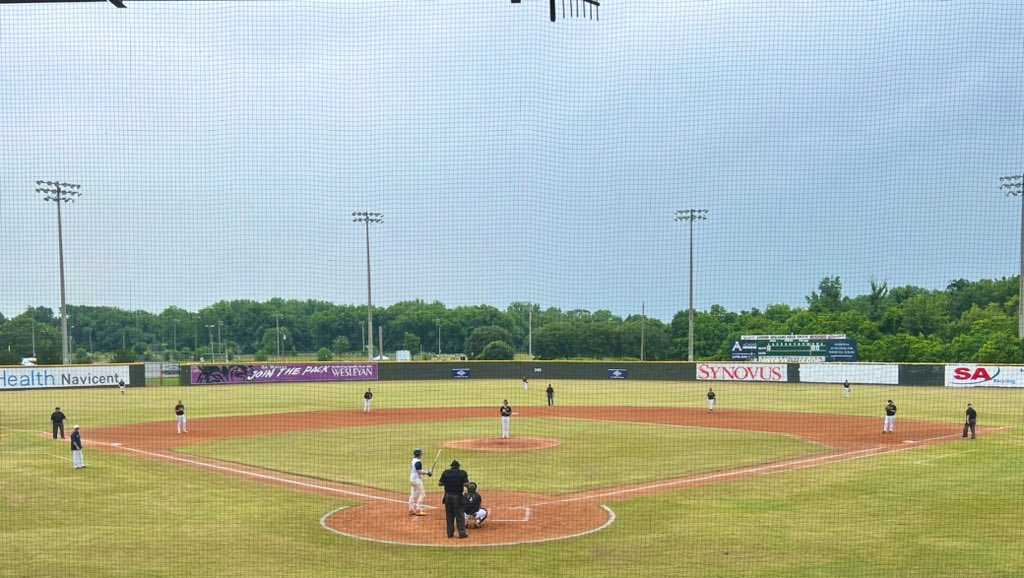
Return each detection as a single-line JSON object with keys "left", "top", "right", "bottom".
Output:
{"left": 730, "top": 334, "right": 858, "bottom": 362}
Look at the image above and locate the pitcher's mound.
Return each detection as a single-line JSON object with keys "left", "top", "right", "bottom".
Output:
{"left": 443, "top": 437, "right": 561, "bottom": 452}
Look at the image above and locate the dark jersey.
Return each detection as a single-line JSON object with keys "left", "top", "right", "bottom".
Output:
{"left": 439, "top": 468, "right": 469, "bottom": 494}
{"left": 50, "top": 411, "right": 66, "bottom": 424}
{"left": 966, "top": 407, "right": 977, "bottom": 422}
{"left": 500, "top": 405, "right": 512, "bottom": 417}
{"left": 546, "top": 386, "right": 554, "bottom": 397}
{"left": 70, "top": 431, "right": 82, "bottom": 451}
{"left": 364, "top": 391, "right": 373, "bottom": 400}
{"left": 707, "top": 391, "right": 716, "bottom": 400}
{"left": 175, "top": 404, "right": 185, "bottom": 416}
{"left": 463, "top": 492, "right": 483, "bottom": 515}
{"left": 885, "top": 403, "right": 896, "bottom": 416}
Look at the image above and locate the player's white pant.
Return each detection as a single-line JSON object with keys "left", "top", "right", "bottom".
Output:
{"left": 501, "top": 416, "right": 511, "bottom": 438}
{"left": 465, "top": 507, "right": 488, "bottom": 527}
{"left": 409, "top": 479, "right": 426, "bottom": 513}
{"left": 883, "top": 415, "right": 896, "bottom": 432}
{"left": 843, "top": 389, "right": 851, "bottom": 398}
{"left": 176, "top": 415, "right": 187, "bottom": 433}
{"left": 707, "top": 399, "right": 716, "bottom": 411}
{"left": 72, "top": 450, "right": 85, "bottom": 469}
{"left": 363, "top": 399, "right": 372, "bottom": 412}
{"left": 523, "top": 382, "right": 528, "bottom": 391}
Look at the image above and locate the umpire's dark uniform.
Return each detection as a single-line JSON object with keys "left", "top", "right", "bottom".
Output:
{"left": 963, "top": 404, "right": 977, "bottom": 439}
{"left": 50, "top": 408, "right": 67, "bottom": 440}
{"left": 438, "top": 460, "right": 469, "bottom": 538}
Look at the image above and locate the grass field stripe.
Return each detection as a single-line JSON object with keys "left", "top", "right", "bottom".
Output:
{"left": 319, "top": 505, "right": 616, "bottom": 548}
{"left": 117, "top": 445, "right": 417, "bottom": 507}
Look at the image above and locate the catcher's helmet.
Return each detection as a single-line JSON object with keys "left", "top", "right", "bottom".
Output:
{"left": 466, "top": 482, "right": 478, "bottom": 493}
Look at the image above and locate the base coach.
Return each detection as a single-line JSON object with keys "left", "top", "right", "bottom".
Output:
{"left": 438, "top": 459, "right": 469, "bottom": 539}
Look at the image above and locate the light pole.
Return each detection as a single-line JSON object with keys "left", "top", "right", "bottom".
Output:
{"left": 353, "top": 211, "right": 383, "bottom": 360}
{"left": 360, "top": 321, "right": 366, "bottom": 355}
{"left": 675, "top": 209, "right": 708, "bottom": 362}
{"left": 640, "top": 302, "right": 646, "bottom": 361}
{"left": 205, "top": 324, "right": 215, "bottom": 360}
{"left": 436, "top": 318, "right": 441, "bottom": 354}
{"left": 30, "top": 319, "right": 37, "bottom": 357}
{"left": 217, "top": 321, "right": 224, "bottom": 362}
{"left": 1001, "top": 174, "right": 1024, "bottom": 338}
{"left": 35, "top": 180, "right": 81, "bottom": 364}
{"left": 275, "top": 313, "right": 282, "bottom": 359}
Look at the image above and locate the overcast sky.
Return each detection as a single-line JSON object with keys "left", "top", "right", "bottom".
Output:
{"left": 1, "top": 1, "right": 1022, "bottom": 321}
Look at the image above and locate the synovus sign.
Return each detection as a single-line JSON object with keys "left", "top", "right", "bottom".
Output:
{"left": 696, "top": 363, "right": 788, "bottom": 382}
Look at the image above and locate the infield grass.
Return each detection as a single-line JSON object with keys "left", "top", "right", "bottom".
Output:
{"left": 178, "top": 417, "right": 823, "bottom": 493}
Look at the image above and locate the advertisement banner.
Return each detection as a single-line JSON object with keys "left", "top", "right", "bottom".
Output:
{"left": 696, "top": 363, "right": 787, "bottom": 382}
{"left": 451, "top": 368, "right": 472, "bottom": 379}
{"left": 799, "top": 363, "right": 898, "bottom": 385}
{"left": 1, "top": 365, "right": 133, "bottom": 390}
{"left": 945, "top": 365, "right": 1024, "bottom": 388}
{"left": 608, "top": 368, "right": 628, "bottom": 379}
{"left": 190, "top": 363, "right": 378, "bottom": 385}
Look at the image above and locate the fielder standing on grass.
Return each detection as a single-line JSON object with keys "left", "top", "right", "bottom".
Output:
{"left": 363, "top": 388, "right": 373, "bottom": 413}
{"left": 408, "top": 448, "right": 430, "bottom": 516}
{"left": 70, "top": 425, "right": 85, "bottom": 469}
{"left": 707, "top": 387, "right": 717, "bottom": 412}
{"left": 175, "top": 400, "right": 187, "bottom": 434}
{"left": 963, "top": 403, "right": 977, "bottom": 440}
{"left": 500, "top": 400, "right": 512, "bottom": 439}
{"left": 843, "top": 380, "right": 851, "bottom": 398}
{"left": 118, "top": 379, "right": 127, "bottom": 395}
{"left": 522, "top": 376, "right": 529, "bottom": 391}
{"left": 50, "top": 407, "right": 67, "bottom": 440}
{"left": 546, "top": 383, "right": 555, "bottom": 406}
{"left": 438, "top": 460, "right": 469, "bottom": 539}
{"left": 883, "top": 400, "right": 897, "bottom": 433}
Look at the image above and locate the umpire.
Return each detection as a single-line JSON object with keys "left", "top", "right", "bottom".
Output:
{"left": 963, "top": 403, "right": 977, "bottom": 440}
{"left": 438, "top": 459, "right": 469, "bottom": 539}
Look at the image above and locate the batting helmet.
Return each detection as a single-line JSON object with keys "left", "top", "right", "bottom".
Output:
{"left": 413, "top": 449, "right": 422, "bottom": 457}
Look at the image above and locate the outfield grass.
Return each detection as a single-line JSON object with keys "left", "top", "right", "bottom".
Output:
{"left": 1, "top": 381, "right": 1022, "bottom": 578}
{"left": 179, "top": 418, "right": 822, "bottom": 493}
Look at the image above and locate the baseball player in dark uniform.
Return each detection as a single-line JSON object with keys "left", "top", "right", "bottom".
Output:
{"left": 70, "top": 425, "right": 85, "bottom": 469}
{"left": 500, "top": 400, "right": 512, "bottom": 439}
{"left": 546, "top": 384, "right": 555, "bottom": 406}
{"left": 462, "top": 481, "right": 488, "bottom": 528}
{"left": 438, "top": 460, "right": 469, "bottom": 538}
{"left": 50, "top": 407, "right": 67, "bottom": 440}
{"left": 883, "top": 400, "right": 897, "bottom": 433}
{"left": 842, "top": 380, "right": 851, "bottom": 398}
{"left": 707, "top": 388, "right": 717, "bottom": 412}
{"left": 963, "top": 403, "right": 977, "bottom": 439}
{"left": 363, "top": 389, "right": 373, "bottom": 413}
{"left": 175, "top": 401, "right": 187, "bottom": 434}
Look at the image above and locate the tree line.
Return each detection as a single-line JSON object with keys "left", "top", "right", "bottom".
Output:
{"left": 0, "top": 275, "right": 1021, "bottom": 364}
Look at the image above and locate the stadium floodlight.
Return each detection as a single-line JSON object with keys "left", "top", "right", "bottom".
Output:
{"left": 35, "top": 180, "right": 82, "bottom": 365}
{"left": 353, "top": 211, "right": 383, "bottom": 361}
{"left": 674, "top": 209, "right": 708, "bottom": 362}
{"left": 1000, "top": 174, "right": 1024, "bottom": 338}
{"left": 511, "top": 0, "right": 599, "bottom": 22}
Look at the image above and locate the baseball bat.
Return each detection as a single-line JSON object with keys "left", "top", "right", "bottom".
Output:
{"left": 428, "top": 448, "right": 443, "bottom": 475}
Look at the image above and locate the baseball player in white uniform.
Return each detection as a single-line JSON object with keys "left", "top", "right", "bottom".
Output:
{"left": 408, "top": 448, "right": 428, "bottom": 516}
{"left": 500, "top": 400, "right": 512, "bottom": 439}
{"left": 521, "top": 377, "right": 529, "bottom": 391}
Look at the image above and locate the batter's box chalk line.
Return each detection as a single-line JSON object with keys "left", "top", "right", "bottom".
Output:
{"left": 319, "top": 505, "right": 616, "bottom": 548}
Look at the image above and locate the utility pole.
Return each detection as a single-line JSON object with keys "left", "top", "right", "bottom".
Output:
{"left": 1001, "top": 174, "right": 1024, "bottom": 338}
{"left": 360, "top": 321, "right": 366, "bottom": 355}
{"left": 640, "top": 302, "right": 646, "bottom": 361}
{"left": 528, "top": 306, "right": 533, "bottom": 358}
{"left": 353, "top": 211, "right": 383, "bottom": 360}
{"left": 675, "top": 209, "right": 708, "bottom": 362}
{"left": 275, "top": 313, "right": 282, "bottom": 359}
{"left": 35, "top": 180, "right": 82, "bottom": 364}
{"left": 217, "top": 321, "right": 224, "bottom": 362}
{"left": 31, "top": 320, "right": 37, "bottom": 357}
{"left": 378, "top": 325, "right": 384, "bottom": 360}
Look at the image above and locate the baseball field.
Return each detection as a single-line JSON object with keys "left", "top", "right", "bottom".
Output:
{"left": 1, "top": 380, "right": 1022, "bottom": 578}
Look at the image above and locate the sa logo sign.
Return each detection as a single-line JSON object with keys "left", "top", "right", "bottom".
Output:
{"left": 953, "top": 367, "right": 999, "bottom": 384}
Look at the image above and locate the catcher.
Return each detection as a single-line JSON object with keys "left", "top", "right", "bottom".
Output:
{"left": 462, "top": 482, "right": 488, "bottom": 529}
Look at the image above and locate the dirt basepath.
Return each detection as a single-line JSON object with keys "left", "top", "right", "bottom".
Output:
{"left": 86, "top": 406, "right": 969, "bottom": 547}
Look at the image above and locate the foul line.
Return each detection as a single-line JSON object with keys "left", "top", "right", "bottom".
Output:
{"left": 115, "top": 445, "right": 428, "bottom": 508}
{"left": 491, "top": 506, "right": 532, "bottom": 523}
{"left": 319, "top": 504, "right": 615, "bottom": 548}
{"left": 532, "top": 432, "right": 967, "bottom": 507}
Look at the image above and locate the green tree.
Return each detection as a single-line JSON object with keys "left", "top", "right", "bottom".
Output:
{"left": 317, "top": 347, "right": 333, "bottom": 361}
{"left": 332, "top": 336, "right": 351, "bottom": 355}
{"left": 402, "top": 332, "right": 422, "bottom": 353}
{"left": 465, "top": 326, "right": 513, "bottom": 359}
{"left": 974, "top": 332, "right": 1022, "bottom": 363}
{"left": 479, "top": 340, "right": 514, "bottom": 360}
{"left": 807, "top": 276, "right": 844, "bottom": 312}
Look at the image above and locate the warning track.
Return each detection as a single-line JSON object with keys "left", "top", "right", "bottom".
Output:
{"left": 86, "top": 406, "right": 969, "bottom": 547}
